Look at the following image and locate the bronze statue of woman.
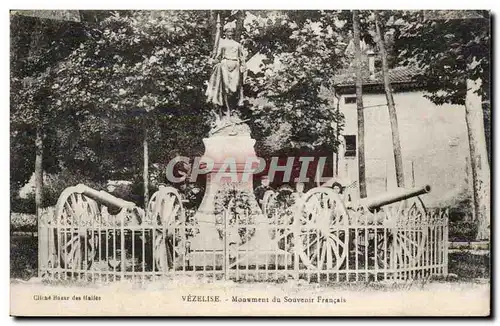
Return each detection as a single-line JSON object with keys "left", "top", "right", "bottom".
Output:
{"left": 205, "top": 20, "right": 246, "bottom": 118}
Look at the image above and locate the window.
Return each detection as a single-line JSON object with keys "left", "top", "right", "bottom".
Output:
{"left": 344, "top": 96, "right": 356, "bottom": 104}
{"left": 344, "top": 135, "right": 356, "bottom": 157}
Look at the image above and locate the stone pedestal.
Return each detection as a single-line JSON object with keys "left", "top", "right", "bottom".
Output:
{"left": 189, "top": 130, "right": 277, "bottom": 266}
{"left": 194, "top": 135, "right": 258, "bottom": 225}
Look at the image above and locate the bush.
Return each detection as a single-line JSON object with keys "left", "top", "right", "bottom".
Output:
{"left": 449, "top": 221, "right": 478, "bottom": 242}
{"left": 448, "top": 199, "right": 474, "bottom": 223}
{"left": 10, "top": 169, "right": 107, "bottom": 213}
{"left": 10, "top": 195, "right": 36, "bottom": 214}
{"left": 42, "top": 170, "right": 105, "bottom": 207}
{"left": 129, "top": 179, "right": 160, "bottom": 207}
{"left": 11, "top": 235, "right": 38, "bottom": 280}
{"left": 10, "top": 207, "right": 54, "bottom": 233}
{"left": 10, "top": 212, "right": 37, "bottom": 232}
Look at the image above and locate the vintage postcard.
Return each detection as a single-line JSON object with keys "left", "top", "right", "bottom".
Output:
{"left": 10, "top": 9, "right": 490, "bottom": 316}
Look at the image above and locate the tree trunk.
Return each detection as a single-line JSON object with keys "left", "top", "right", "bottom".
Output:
{"left": 334, "top": 94, "right": 341, "bottom": 178}
{"left": 464, "top": 75, "right": 490, "bottom": 240}
{"left": 143, "top": 124, "right": 149, "bottom": 208}
{"left": 465, "top": 156, "right": 475, "bottom": 222}
{"left": 352, "top": 10, "right": 367, "bottom": 198}
{"left": 482, "top": 102, "right": 491, "bottom": 166}
{"left": 374, "top": 11, "right": 405, "bottom": 188}
{"left": 35, "top": 127, "right": 43, "bottom": 219}
{"left": 35, "top": 126, "right": 44, "bottom": 275}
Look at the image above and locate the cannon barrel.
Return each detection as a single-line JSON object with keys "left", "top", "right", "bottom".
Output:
{"left": 74, "top": 184, "right": 136, "bottom": 210}
{"left": 359, "top": 185, "right": 431, "bottom": 211}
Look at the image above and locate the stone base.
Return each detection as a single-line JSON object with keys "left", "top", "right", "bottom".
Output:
{"left": 190, "top": 133, "right": 276, "bottom": 264}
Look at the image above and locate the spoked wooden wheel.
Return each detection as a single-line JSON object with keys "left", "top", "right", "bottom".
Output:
{"left": 385, "top": 197, "right": 428, "bottom": 270}
{"left": 398, "top": 197, "right": 427, "bottom": 217}
{"left": 352, "top": 229, "right": 393, "bottom": 269}
{"left": 147, "top": 187, "right": 185, "bottom": 272}
{"left": 392, "top": 224, "right": 428, "bottom": 269}
{"left": 295, "top": 188, "right": 349, "bottom": 270}
{"left": 55, "top": 188, "right": 100, "bottom": 270}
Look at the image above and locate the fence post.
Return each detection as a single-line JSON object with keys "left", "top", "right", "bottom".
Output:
{"left": 38, "top": 209, "right": 46, "bottom": 278}
{"left": 293, "top": 207, "right": 299, "bottom": 281}
{"left": 223, "top": 208, "right": 229, "bottom": 281}
{"left": 443, "top": 209, "right": 449, "bottom": 277}
{"left": 120, "top": 213, "right": 126, "bottom": 280}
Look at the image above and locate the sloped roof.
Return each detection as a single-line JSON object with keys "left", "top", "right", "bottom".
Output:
{"left": 334, "top": 65, "right": 421, "bottom": 88}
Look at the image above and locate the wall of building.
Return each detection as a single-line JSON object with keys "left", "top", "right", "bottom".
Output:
{"left": 336, "top": 90, "right": 471, "bottom": 207}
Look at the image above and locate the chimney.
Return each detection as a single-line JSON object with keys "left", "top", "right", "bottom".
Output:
{"left": 367, "top": 50, "right": 376, "bottom": 77}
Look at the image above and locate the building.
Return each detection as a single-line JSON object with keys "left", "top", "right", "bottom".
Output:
{"left": 331, "top": 51, "right": 471, "bottom": 207}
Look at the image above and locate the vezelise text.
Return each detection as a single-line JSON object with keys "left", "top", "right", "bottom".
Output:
{"left": 181, "top": 295, "right": 220, "bottom": 302}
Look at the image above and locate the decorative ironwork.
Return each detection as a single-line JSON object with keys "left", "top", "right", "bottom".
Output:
{"left": 39, "top": 184, "right": 449, "bottom": 283}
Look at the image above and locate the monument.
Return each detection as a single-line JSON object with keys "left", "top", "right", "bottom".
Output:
{"left": 190, "top": 16, "right": 273, "bottom": 265}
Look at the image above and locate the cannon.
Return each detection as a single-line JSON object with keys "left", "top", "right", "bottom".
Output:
{"left": 261, "top": 184, "right": 433, "bottom": 273}
{"left": 71, "top": 184, "right": 137, "bottom": 212}
{"left": 51, "top": 184, "right": 188, "bottom": 273}
{"left": 359, "top": 184, "right": 431, "bottom": 213}
{"left": 46, "top": 181, "right": 189, "bottom": 276}
{"left": 263, "top": 185, "right": 432, "bottom": 225}
{"left": 55, "top": 183, "right": 144, "bottom": 228}
{"left": 53, "top": 184, "right": 146, "bottom": 271}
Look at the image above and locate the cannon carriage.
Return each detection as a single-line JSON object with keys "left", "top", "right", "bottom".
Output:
{"left": 40, "top": 184, "right": 190, "bottom": 278}
{"left": 53, "top": 184, "right": 144, "bottom": 272}
{"left": 261, "top": 184, "right": 444, "bottom": 280}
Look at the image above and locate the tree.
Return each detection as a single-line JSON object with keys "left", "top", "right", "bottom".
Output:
{"left": 52, "top": 11, "right": 213, "bottom": 205}
{"left": 395, "top": 10, "right": 490, "bottom": 240}
{"left": 13, "top": 10, "right": 350, "bottom": 208}
{"left": 53, "top": 10, "right": 347, "bottom": 188}
{"left": 10, "top": 13, "right": 87, "bottom": 216}
{"left": 242, "top": 10, "right": 346, "bottom": 156}
{"left": 373, "top": 11, "right": 405, "bottom": 188}
{"left": 352, "top": 10, "right": 367, "bottom": 198}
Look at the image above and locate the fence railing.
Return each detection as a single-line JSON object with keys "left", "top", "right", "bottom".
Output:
{"left": 39, "top": 192, "right": 448, "bottom": 283}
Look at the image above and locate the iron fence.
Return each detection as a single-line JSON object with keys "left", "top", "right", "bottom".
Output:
{"left": 38, "top": 189, "right": 448, "bottom": 283}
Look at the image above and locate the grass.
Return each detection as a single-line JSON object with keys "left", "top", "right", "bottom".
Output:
{"left": 448, "top": 251, "right": 490, "bottom": 279}
{"left": 11, "top": 234, "right": 37, "bottom": 280}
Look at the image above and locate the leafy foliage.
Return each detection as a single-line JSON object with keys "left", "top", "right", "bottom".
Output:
{"left": 213, "top": 183, "right": 261, "bottom": 244}
{"left": 394, "top": 10, "right": 490, "bottom": 105}
{"left": 10, "top": 14, "right": 88, "bottom": 190}
{"left": 11, "top": 236, "right": 38, "bottom": 280}
{"left": 242, "top": 11, "right": 346, "bottom": 153}
{"left": 51, "top": 11, "right": 213, "bottom": 180}
{"left": 54, "top": 11, "right": 212, "bottom": 114}
{"left": 448, "top": 251, "right": 489, "bottom": 279}
{"left": 12, "top": 10, "right": 347, "bottom": 192}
